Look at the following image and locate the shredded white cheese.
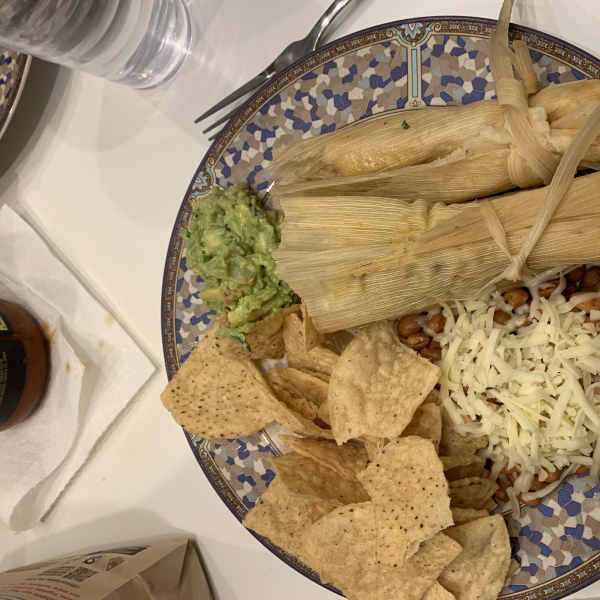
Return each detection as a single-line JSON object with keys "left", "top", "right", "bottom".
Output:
{"left": 441, "top": 282, "right": 600, "bottom": 479}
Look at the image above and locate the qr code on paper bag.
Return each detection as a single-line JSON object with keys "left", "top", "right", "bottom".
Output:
{"left": 63, "top": 567, "right": 98, "bottom": 583}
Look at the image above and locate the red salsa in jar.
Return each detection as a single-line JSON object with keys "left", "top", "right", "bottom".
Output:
{"left": 0, "top": 299, "right": 49, "bottom": 431}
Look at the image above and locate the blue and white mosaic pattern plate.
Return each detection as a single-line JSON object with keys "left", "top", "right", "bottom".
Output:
{"left": 162, "top": 17, "right": 600, "bottom": 600}
{"left": 0, "top": 48, "right": 29, "bottom": 141}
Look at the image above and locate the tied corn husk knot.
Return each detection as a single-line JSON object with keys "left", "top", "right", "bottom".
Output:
{"left": 482, "top": 99, "right": 600, "bottom": 287}
{"left": 489, "top": 0, "right": 560, "bottom": 188}
{"left": 508, "top": 150, "right": 542, "bottom": 188}
{"left": 478, "top": 0, "right": 600, "bottom": 285}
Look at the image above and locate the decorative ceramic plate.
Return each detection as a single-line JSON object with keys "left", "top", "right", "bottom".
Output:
{"left": 0, "top": 48, "right": 30, "bottom": 141}
{"left": 162, "top": 16, "right": 600, "bottom": 600}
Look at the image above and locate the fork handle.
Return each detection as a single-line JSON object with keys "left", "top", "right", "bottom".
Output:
{"left": 309, "top": 0, "right": 360, "bottom": 48}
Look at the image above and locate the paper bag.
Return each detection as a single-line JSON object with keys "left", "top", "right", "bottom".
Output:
{"left": 0, "top": 538, "right": 212, "bottom": 600}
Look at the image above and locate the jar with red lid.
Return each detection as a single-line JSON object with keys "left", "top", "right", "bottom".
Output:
{"left": 0, "top": 299, "right": 49, "bottom": 431}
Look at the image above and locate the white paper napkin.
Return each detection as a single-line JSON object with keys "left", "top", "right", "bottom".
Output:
{"left": 0, "top": 206, "right": 156, "bottom": 531}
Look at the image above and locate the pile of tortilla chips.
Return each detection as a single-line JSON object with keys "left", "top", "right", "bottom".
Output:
{"left": 161, "top": 309, "right": 513, "bottom": 600}
{"left": 244, "top": 432, "right": 511, "bottom": 600}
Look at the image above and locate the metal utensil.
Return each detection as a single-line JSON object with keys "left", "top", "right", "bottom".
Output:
{"left": 195, "top": 0, "right": 364, "bottom": 138}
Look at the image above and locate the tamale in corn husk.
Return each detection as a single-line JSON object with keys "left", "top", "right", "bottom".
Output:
{"left": 270, "top": 87, "right": 600, "bottom": 191}
{"left": 270, "top": 4, "right": 600, "bottom": 204}
{"left": 270, "top": 101, "right": 506, "bottom": 184}
{"left": 273, "top": 0, "right": 600, "bottom": 334}
{"left": 271, "top": 130, "right": 600, "bottom": 204}
{"left": 273, "top": 149, "right": 513, "bottom": 204}
{"left": 274, "top": 173, "right": 600, "bottom": 333}
{"left": 531, "top": 79, "right": 600, "bottom": 123}
{"left": 276, "top": 197, "right": 471, "bottom": 252}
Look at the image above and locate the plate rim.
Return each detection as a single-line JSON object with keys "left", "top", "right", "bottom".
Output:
{"left": 161, "top": 14, "right": 600, "bottom": 600}
{"left": 0, "top": 52, "right": 30, "bottom": 143}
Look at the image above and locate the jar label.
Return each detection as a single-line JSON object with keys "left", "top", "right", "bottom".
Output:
{"left": 0, "top": 308, "right": 13, "bottom": 335}
{"left": 0, "top": 340, "right": 26, "bottom": 428}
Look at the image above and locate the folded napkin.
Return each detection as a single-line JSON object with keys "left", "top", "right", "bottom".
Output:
{"left": 0, "top": 206, "right": 156, "bottom": 531}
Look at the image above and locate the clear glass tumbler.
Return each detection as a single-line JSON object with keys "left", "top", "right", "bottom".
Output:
{"left": 0, "top": 0, "right": 193, "bottom": 89}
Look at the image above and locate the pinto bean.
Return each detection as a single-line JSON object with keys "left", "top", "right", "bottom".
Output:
{"left": 421, "top": 346, "right": 442, "bottom": 362}
{"left": 397, "top": 314, "right": 424, "bottom": 338}
{"left": 567, "top": 265, "right": 586, "bottom": 283}
{"left": 406, "top": 333, "right": 430, "bottom": 351}
{"left": 493, "top": 310, "right": 512, "bottom": 325}
{"left": 581, "top": 266, "right": 600, "bottom": 292}
{"left": 504, "top": 288, "right": 529, "bottom": 308}
{"left": 425, "top": 312, "right": 446, "bottom": 334}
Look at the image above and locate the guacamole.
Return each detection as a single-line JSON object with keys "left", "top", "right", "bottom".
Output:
{"left": 181, "top": 183, "right": 299, "bottom": 347}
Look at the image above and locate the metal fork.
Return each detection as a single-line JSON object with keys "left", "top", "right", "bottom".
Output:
{"left": 195, "top": 0, "right": 364, "bottom": 138}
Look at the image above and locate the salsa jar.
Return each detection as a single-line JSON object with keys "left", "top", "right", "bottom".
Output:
{"left": 0, "top": 299, "right": 49, "bottom": 431}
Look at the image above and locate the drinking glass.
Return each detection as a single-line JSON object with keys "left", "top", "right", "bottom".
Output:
{"left": 0, "top": 0, "right": 193, "bottom": 89}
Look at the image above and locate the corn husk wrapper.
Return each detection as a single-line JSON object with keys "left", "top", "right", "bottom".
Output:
{"left": 271, "top": 101, "right": 505, "bottom": 184}
{"left": 275, "top": 172, "right": 600, "bottom": 333}
{"left": 271, "top": 95, "right": 600, "bottom": 198}
{"left": 272, "top": 121, "right": 600, "bottom": 205}
{"left": 277, "top": 197, "right": 470, "bottom": 253}
{"left": 273, "top": 150, "right": 514, "bottom": 205}
{"left": 269, "top": 0, "right": 600, "bottom": 206}
{"left": 531, "top": 79, "right": 600, "bottom": 123}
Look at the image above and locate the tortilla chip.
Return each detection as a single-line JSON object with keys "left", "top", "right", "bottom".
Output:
{"left": 217, "top": 305, "right": 301, "bottom": 359}
{"left": 356, "top": 437, "right": 453, "bottom": 567}
{"left": 297, "top": 502, "right": 462, "bottom": 600}
{"left": 329, "top": 321, "right": 441, "bottom": 444}
{"left": 423, "top": 389, "right": 442, "bottom": 406}
{"left": 451, "top": 507, "right": 489, "bottom": 526}
{"left": 162, "top": 331, "right": 332, "bottom": 440}
{"left": 423, "top": 583, "right": 456, "bottom": 600}
{"left": 268, "top": 382, "right": 319, "bottom": 421}
{"left": 360, "top": 435, "right": 385, "bottom": 461}
{"left": 398, "top": 532, "right": 462, "bottom": 598}
{"left": 161, "top": 333, "right": 278, "bottom": 438}
{"left": 401, "top": 404, "right": 442, "bottom": 452}
{"left": 322, "top": 329, "right": 355, "bottom": 355}
{"left": 269, "top": 399, "right": 334, "bottom": 440}
{"left": 243, "top": 478, "right": 339, "bottom": 555}
{"left": 317, "top": 401, "right": 330, "bottom": 424}
{"left": 439, "top": 515, "right": 511, "bottom": 600}
{"left": 302, "top": 302, "right": 324, "bottom": 352}
{"left": 363, "top": 533, "right": 463, "bottom": 600}
{"left": 482, "top": 497, "right": 498, "bottom": 513}
{"left": 266, "top": 367, "right": 328, "bottom": 406}
{"left": 507, "top": 558, "right": 520, "bottom": 578}
{"left": 440, "top": 408, "right": 488, "bottom": 456}
{"left": 449, "top": 477, "right": 499, "bottom": 510}
{"left": 280, "top": 435, "right": 369, "bottom": 481}
{"left": 272, "top": 452, "right": 369, "bottom": 505}
{"left": 297, "top": 502, "right": 377, "bottom": 587}
{"left": 297, "top": 368, "right": 331, "bottom": 383}
{"left": 441, "top": 455, "right": 486, "bottom": 482}
{"left": 283, "top": 313, "right": 339, "bottom": 380}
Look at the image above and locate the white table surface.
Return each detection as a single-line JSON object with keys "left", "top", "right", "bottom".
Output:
{"left": 1, "top": 0, "right": 600, "bottom": 598}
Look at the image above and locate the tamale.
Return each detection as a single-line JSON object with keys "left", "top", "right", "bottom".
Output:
{"left": 412, "top": 178, "right": 600, "bottom": 256}
{"left": 270, "top": 101, "right": 506, "bottom": 184}
{"left": 273, "top": 0, "right": 600, "bottom": 334}
{"left": 551, "top": 99, "right": 600, "bottom": 130}
{"left": 272, "top": 132, "right": 600, "bottom": 204}
{"left": 273, "top": 150, "right": 514, "bottom": 204}
{"left": 271, "top": 84, "right": 598, "bottom": 189}
{"left": 276, "top": 197, "right": 472, "bottom": 252}
{"left": 275, "top": 88, "right": 600, "bottom": 333}
{"left": 270, "top": 4, "right": 600, "bottom": 204}
{"left": 274, "top": 174, "right": 600, "bottom": 333}
{"left": 531, "top": 79, "right": 600, "bottom": 123}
